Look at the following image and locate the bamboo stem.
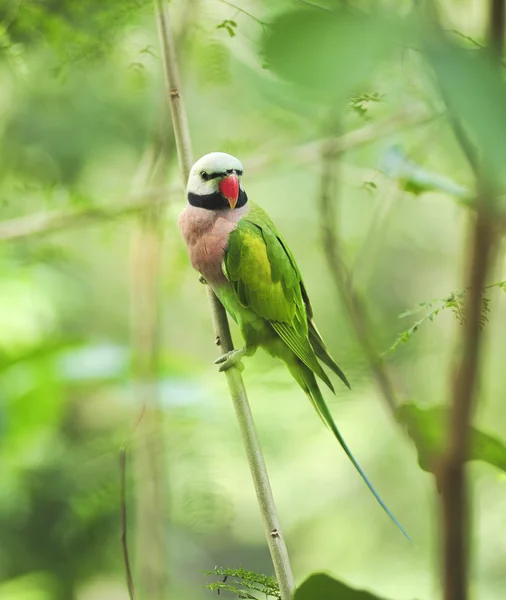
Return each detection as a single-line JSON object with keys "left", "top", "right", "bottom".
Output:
{"left": 153, "top": 1, "right": 295, "bottom": 597}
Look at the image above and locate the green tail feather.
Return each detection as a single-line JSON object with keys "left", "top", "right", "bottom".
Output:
{"left": 308, "top": 320, "right": 351, "bottom": 390}
{"left": 293, "top": 362, "right": 411, "bottom": 541}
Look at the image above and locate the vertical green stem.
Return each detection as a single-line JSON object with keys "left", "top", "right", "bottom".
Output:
{"left": 153, "top": 2, "right": 295, "bottom": 597}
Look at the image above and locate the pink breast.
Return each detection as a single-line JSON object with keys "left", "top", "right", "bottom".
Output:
{"left": 179, "top": 204, "right": 248, "bottom": 286}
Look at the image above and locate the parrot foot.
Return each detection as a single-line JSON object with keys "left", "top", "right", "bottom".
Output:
{"left": 214, "top": 347, "right": 246, "bottom": 372}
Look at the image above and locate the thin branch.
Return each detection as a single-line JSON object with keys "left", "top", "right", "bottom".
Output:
{"left": 153, "top": 1, "right": 295, "bottom": 598}
{"left": 246, "top": 109, "right": 435, "bottom": 174}
{"left": 296, "top": 0, "right": 333, "bottom": 12}
{"left": 0, "top": 110, "right": 432, "bottom": 243}
{"left": 219, "top": 0, "right": 267, "bottom": 27}
{"left": 445, "top": 28, "right": 506, "bottom": 68}
{"left": 445, "top": 29, "right": 486, "bottom": 49}
{"left": 0, "top": 187, "right": 176, "bottom": 242}
{"left": 120, "top": 447, "right": 137, "bottom": 600}
{"left": 437, "top": 3, "right": 504, "bottom": 600}
{"left": 318, "top": 140, "right": 399, "bottom": 415}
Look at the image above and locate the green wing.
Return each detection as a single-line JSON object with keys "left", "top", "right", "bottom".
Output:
{"left": 223, "top": 202, "right": 348, "bottom": 390}
{"left": 223, "top": 206, "right": 412, "bottom": 539}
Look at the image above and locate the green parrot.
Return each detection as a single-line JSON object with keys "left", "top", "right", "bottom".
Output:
{"left": 179, "top": 152, "right": 409, "bottom": 539}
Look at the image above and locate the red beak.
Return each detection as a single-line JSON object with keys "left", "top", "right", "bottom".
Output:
{"left": 219, "top": 174, "right": 239, "bottom": 209}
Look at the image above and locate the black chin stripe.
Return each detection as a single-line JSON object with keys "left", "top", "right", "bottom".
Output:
{"left": 187, "top": 188, "right": 248, "bottom": 210}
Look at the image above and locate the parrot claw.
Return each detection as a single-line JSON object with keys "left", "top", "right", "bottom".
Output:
{"left": 214, "top": 348, "right": 246, "bottom": 372}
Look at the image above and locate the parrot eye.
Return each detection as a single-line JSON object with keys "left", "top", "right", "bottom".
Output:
{"left": 200, "top": 171, "right": 210, "bottom": 181}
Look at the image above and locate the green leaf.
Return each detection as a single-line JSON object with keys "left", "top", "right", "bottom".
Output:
{"left": 293, "top": 573, "right": 411, "bottom": 600}
{"left": 426, "top": 35, "right": 506, "bottom": 184}
{"left": 217, "top": 19, "right": 238, "bottom": 38}
{"left": 397, "top": 402, "right": 506, "bottom": 473}
{"left": 262, "top": 8, "right": 398, "bottom": 100}
{"left": 380, "top": 145, "right": 470, "bottom": 199}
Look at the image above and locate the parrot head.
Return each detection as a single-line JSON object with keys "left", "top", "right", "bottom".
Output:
{"left": 187, "top": 152, "right": 247, "bottom": 210}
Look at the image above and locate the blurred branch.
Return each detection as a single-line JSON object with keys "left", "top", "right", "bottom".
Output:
{"left": 445, "top": 29, "right": 506, "bottom": 68}
{"left": 128, "top": 4, "right": 199, "bottom": 590}
{"left": 318, "top": 139, "right": 399, "bottom": 416}
{"left": 153, "top": 1, "right": 295, "bottom": 598}
{"left": 489, "top": 0, "right": 505, "bottom": 56}
{"left": 130, "top": 139, "right": 171, "bottom": 600}
{"left": 246, "top": 108, "right": 435, "bottom": 174}
{"left": 0, "top": 188, "right": 177, "bottom": 242}
{"left": 0, "top": 110, "right": 432, "bottom": 243}
{"left": 439, "top": 183, "right": 498, "bottom": 600}
{"left": 120, "top": 448, "right": 137, "bottom": 600}
{"left": 437, "top": 3, "right": 504, "bottom": 600}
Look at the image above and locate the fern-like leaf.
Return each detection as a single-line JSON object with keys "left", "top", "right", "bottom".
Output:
{"left": 385, "top": 281, "right": 506, "bottom": 355}
{"left": 348, "top": 92, "right": 383, "bottom": 118}
{"left": 205, "top": 567, "right": 281, "bottom": 599}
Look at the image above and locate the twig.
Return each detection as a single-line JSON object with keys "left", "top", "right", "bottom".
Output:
{"left": 318, "top": 140, "right": 399, "bottom": 415}
{"left": 120, "top": 447, "right": 137, "bottom": 600}
{"left": 445, "top": 28, "right": 506, "bottom": 68}
{"left": 445, "top": 29, "right": 486, "bottom": 49}
{"left": 153, "top": 1, "right": 295, "bottom": 598}
{"left": 219, "top": 0, "right": 267, "bottom": 27}
{"left": 437, "top": 3, "right": 503, "bottom": 599}
{"left": 385, "top": 280, "right": 506, "bottom": 356}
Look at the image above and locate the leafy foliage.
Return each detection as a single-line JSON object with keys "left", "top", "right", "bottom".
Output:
{"left": 0, "top": 0, "right": 151, "bottom": 73}
{"left": 386, "top": 281, "right": 506, "bottom": 355}
{"left": 397, "top": 402, "right": 506, "bottom": 474}
{"left": 205, "top": 567, "right": 280, "bottom": 599}
{"left": 348, "top": 92, "right": 383, "bottom": 119}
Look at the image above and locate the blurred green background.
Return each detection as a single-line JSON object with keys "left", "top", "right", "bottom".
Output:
{"left": 0, "top": 0, "right": 505, "bottom": 599}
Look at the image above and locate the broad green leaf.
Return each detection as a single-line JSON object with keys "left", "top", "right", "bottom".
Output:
{"left": 381, "top": 145, "right": 470, "bottom": 199}
{"left": 263, "top": 8, "right": 399, "bottom": 100}
{"left": 293, "top": 573, "right": 411, "bottom": 600}
{"left": 426, "top": 36, "right": 506, "bottom": 185}
{"left": 397, "top": 402, "right": 506, "bottom": 473}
